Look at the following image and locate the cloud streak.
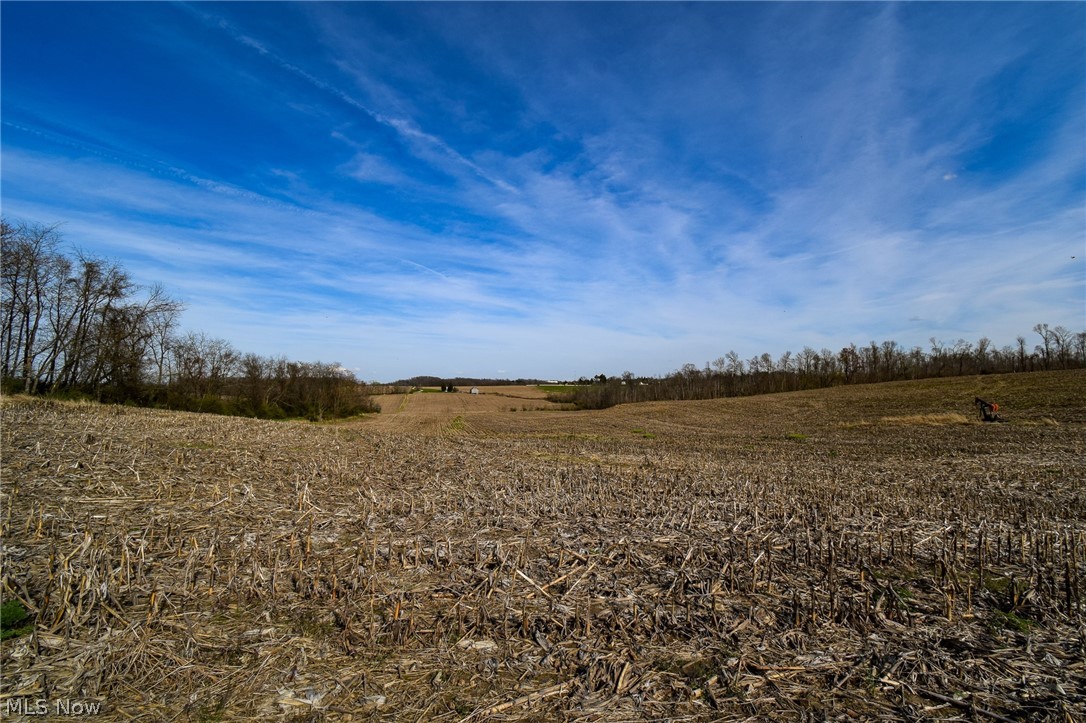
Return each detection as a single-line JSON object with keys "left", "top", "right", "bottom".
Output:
{"left": 179, "top": 2, "right": 517, "bottom": 195}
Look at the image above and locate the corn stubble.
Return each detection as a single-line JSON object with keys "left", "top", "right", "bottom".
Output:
{"left": 1, "top": 373, "right": 1084, "bottom": 721}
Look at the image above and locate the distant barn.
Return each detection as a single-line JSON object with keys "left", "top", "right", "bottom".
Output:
{"left": 470, "top": 387, "right": 479, "bottom": 395}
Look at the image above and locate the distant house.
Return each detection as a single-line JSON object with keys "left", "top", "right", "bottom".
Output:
{"left": 470, "top": 387, "right": 480, "bottom": 395}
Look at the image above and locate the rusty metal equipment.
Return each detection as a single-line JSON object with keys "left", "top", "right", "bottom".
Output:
{"left": 974, "top": 397, "right": 1002, "bottom": 423}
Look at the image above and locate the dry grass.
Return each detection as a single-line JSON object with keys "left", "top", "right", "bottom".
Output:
{"left": 840, "top": 414, "right": 977, "bottom": 430}
{"left": 1, "top": 371, "right": 1084, "bottom": 721}
{"left": 869, "top": 413, "right": 975, "bottom": 427}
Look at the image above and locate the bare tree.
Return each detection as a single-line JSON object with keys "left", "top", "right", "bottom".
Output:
{"left": 838, "top": 344, "right": 861, "bottom": 383}
{"left": 89, "top": 284, "right": 183, "bottom": 399}
{"left": 975, "top": 337, "right": 991, "bottom": 373}
{"left": 797, "top": 346, "right": 817, "bottom": 385}
{"left": 1034, "top": 323, "right": 1052, "bottom": 369}
{"left": 950, "top": 339, "right": 973, "bottom": 376}
{"left": 1051, "top": 325, "right": 1072, "bottom": 369}
{"left": 169, "top": 333, "right": 239, "bottom": 400}
{"left": 0, "top": 219, "right": 65, "bottom": 391}
{"left": 819, "top": 347, "right": 838, "bottom": 385}
{"left": 880, "top": 340, "right": 899, "bottom": 381}
{"left": 143, "top": 285, "right": 184, "bottom": 387}
{"left": 52, "top": 253, "right": 133, "bottom": 390}
{"left": 1016, "top": 336, "right": 1028, "bottom": 372}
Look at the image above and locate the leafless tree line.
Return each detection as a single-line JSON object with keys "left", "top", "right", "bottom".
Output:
{"left": 1, "top": 219, "right": 182, "bottom": 397}
{"left": 561, "top": 328, "right": 1085, "bottom": 409}
{"left": 1, "top": 219, "right": 375, "bottom": 419}
{"left": 170, "top": 344, "right": 377, "bottom": 420}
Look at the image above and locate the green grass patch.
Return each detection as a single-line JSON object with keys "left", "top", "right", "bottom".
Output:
{"left": 1, "top": 599, "right": 32, "bottom": 640}
{"left": 630, "top": 428, "right": 656, "bottom": 439}
{"left": 980, "top": 573, "right": 1012, "bottom": 596}
{"left": 785, "top": 432, "right": 809, "bottom": 442}
{"left": 989, "top": 609, "right": 1036, "bottom": 633}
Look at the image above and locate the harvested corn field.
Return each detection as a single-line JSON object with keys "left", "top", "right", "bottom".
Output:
{"left": 1, "top": 370, "right": 1084, "bottom": 721}
{"left": 367, "top": 386, "right": 565, "bottom": 436}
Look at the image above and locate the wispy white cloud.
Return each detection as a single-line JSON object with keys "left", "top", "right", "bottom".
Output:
{"left": 3, "top": 3, "right": 1082, "bottom": 379}
{"left": 340, "top": 151, "right": 411, "bottom": 187}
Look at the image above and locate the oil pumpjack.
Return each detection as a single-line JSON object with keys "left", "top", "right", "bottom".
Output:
{"left": 974, "top": 397, "right": 1002, "bottom": 423}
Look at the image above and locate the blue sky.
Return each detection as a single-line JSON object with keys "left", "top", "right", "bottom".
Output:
{"left": 2, "top": 2, "right": 1083, "bottom": 381}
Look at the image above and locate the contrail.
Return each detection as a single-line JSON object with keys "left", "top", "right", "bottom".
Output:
{"left": 398, "top": 258, "right": 451, "bottom": 280}
{"left": 178, "top": 3, "right": 518, "bottom": 194}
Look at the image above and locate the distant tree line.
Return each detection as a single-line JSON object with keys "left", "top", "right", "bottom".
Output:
{"left": 391, "top": 375, "right": 548, "bottom": 388}
{"left": 1, "top": 218, "right": 377, "bottom": 420}
{"left": 553, "top": 328, "right": 1086, "bottom": 410}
